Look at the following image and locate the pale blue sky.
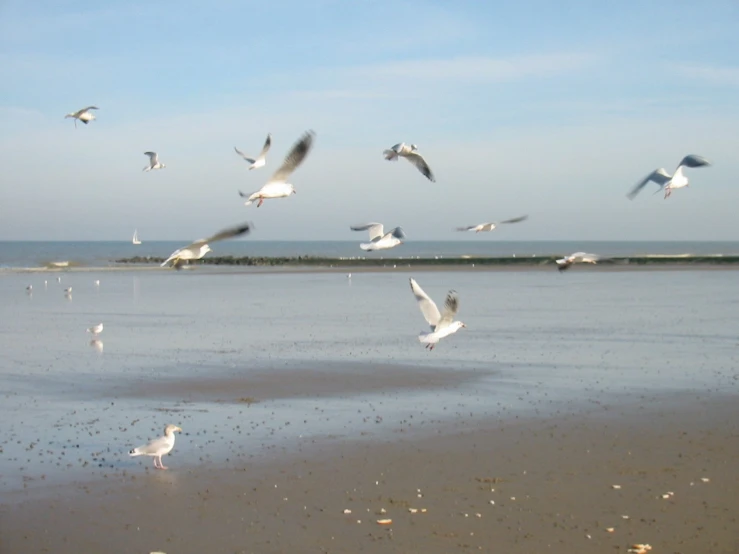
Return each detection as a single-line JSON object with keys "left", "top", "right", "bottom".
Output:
{"left": 1, "top": 0, "right": 738, "bottom": 241}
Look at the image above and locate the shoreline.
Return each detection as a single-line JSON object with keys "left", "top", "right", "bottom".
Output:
{"left": 2, "top": 390, "right": 737, "bottom": 553}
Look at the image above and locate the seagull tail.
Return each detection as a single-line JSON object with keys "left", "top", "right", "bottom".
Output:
{"left": 129, "top": 448, "right": 143, "bottom": 457}
{"left": 359, "top": 243, "right": 375, "bottom": 251}
{"left": 418, "top": 332, "right": 438, "bottom": 344}
{"left": 383, "top": 150, "right": 399, "bottom": 161}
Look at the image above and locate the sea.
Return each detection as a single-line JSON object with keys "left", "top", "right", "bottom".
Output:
{"left": 2, "top": 240, "right": 739, "bottom": 269}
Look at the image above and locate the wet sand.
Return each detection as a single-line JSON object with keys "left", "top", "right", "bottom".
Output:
{"left": 2, "top": 391, "right": 737, "bottom": 554}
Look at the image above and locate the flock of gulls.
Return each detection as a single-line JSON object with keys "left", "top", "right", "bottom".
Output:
{"left": 54, "top": 106, "right": 714, "bottom": 468}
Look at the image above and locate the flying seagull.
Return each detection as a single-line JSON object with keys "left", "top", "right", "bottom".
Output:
{"left": 234, "top": 133, "right": 272, "bottom": 170}
{"left": 456, "top": 215, "right": 529, "bottom": 233}
{"left": 627, "top": 154, "right": 711, "bottom": 200}
{"left": 161, "top": 221, "right": 252, "bottom": 269}
{"left": 65, "top": 106, "right": 98, "bottom": 128}
{"left": 87, "top": 323, "right": 103, "bottom": 336}
{"left": 383, "top": 142, "right": 435, "bottom": 182}
{"left": 129, "top": 424, "right": 182, "bottom": 470}
{"left": 350, "top": 222, "right": 406, "bottom": 251}
{"left": 409, "top": 278, "right": 466, "bottom": 350}
{"left": 143, "top": 151, "right": 166, "bottom": 171}
{"left": 239, "top": 130, "right": 315, "bottom": 207}
{"left": 556, "top": 252, "right": 600, "bottom": 272}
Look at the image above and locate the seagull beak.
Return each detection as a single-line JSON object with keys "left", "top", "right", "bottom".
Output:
{"left": 175, "top": 426, "right": 183, "bottom": 432}
{"left": 461, "top": 324, "right": 467, "bottom": 328}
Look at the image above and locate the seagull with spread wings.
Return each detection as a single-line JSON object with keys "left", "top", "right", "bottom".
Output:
{"left": 161, "top": 222, "right": 252, "bottom": 269}
{"left": 456, "top": 215, "right": 529, "bottom": 233}
{"left": 143, "top": 151, "right": 166, "bottom": 171}
{"left": 556, "top": 252, "right": 601, "bottom": 272}
{"left": 409, "top": 278, "right": 466, "bottom": 350}
{"left": 234, "top": 133, "right": 272, "bottom": 170}
{"left": 239, "top": 131, "right": 315, "bottom": 207}
{"left": 64, "top": 106, "right": 99, "bottom": 128}
{"left": 627, "top": 154, "right": 711, "bottom": 200}
{"left": 350, "top": 222, "right": 406, "bottom": 251}
{"left": 383, "top": 142, "right": 435, "bottom": 182}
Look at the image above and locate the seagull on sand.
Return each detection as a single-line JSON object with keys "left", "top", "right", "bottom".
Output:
{"left": 456, "top": 215, "right": 529, "bottom": 233}
{"left": 25, "top": 285, "right": 33, "bottom": 293}
{"left": 350, "top": 222, "right": 406, "bottom": 251}
{"left": 161, "top": 221, "right": 252, "bottom": 269}
{"left": 65, "top": 106, "right": 98, "bottom": 128}
{"left": 409, "top": 278, "right": 466, "bottom": 350}
{"left": 556, "top": 252, "right": 600, "bottom": 272}
{"left": 129, "top": 424, "right": 182, "bottom": 470}
{"left": 239, "top": 130, "right": 315, "bottom": 207}
{"left": 234, "top": 133, "right": 272, "bottom": 170}
{"left": 383, "top": 142, "right": 435, "bottom": 182}
{"left": 627, "top": 154, "right": 711, "bottom": 200}
{"left": 87, "top": 323, "right": 103, "bottom": 336}
{"left": 64, "top": 287, "right": 73, "bottom": 295}
{"left": 143, "top": 152, "right": 166, "bottom": 171}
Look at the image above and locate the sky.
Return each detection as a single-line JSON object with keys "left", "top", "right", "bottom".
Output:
{"left": 1, "top": 0, "right": 738, "bottom": 241}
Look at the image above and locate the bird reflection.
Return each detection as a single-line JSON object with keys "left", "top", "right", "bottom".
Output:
{"left": 89, "top": 339, "right": 104, "bottom": 353}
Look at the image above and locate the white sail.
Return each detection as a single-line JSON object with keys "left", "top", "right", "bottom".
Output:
{"left": 132, "top": 229, "right": 142, "bottom": 245}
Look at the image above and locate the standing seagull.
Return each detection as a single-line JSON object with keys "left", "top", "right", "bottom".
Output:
{"left": 350, "top": 222, "right": 406, "bottom": 251}
{"left": 234, "top": 133, "right": 272, "bottom": 170}
{"left": 456, "top": 215, "right": 529, "bottom": 233}
{"left": 65, "top": 106, "right": 99, "bottom": 128}
{"left": 129, "top": 424, "right": 182, "bottom": 470}
{"left": 627, "top": 154, "right": 711, "bottom": 200}
{"left": 409, "top": 278, "right": 466, "bottom": 350}
{"left": 383, "top": 142, "right": 435, "bottom": 182}
{"left": 87, "top": 323, "right": 104, "bottom": 336}
{"left": 556, "top": 252, "right": 600, "bottom": 272}
{"left": 143, "top": 152, "right": 166, "bottom": 171}
{"left": 160, "top": 221, "right": 252, "bottom": 269}
{"left": 239, "top": 130, "right": 315, "bottom": 207}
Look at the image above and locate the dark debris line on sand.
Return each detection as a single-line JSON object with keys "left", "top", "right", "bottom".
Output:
{"left": 114, "top": 255, "right": 739, "bottom": 268}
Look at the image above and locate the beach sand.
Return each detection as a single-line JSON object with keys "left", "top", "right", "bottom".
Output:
{"left": 2, "top": 389, "right": 737, "bottom": 554}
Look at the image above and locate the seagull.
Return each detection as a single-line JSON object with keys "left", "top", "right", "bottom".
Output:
{"left": 87, "top": 323, "right": 104, "bottom": 336}
{"left": 25, "top": 285, "right": 32, "bottom": 293}
{"left": 456, "top": 215, "right": 529, "bottom": 233}
{"left": 350, "top": 222, "right": 406, "bottom": 251}
{"left": 383, "top": 142, "right": 435, "bottom": 182}
{"left": 556, "top": 252, "right": 600, "bottom": 272}
{"left": 234, "top": 133, "right": 272, "bottom": 170}
{"left": 239, "top": 130, "right": 315, "bottom": 207}
{"left": 64, "top": 287, "right": 73, "bottom": 294}
{"left": 65, "top": 106, "right": 98, "bottom": 128}
{"left": 94, "top": 279, "right": 100, "bottom": 287}
{"left": 56, "top": 276, "right": 62, "bottom": 283}
{"left": 161, "top": 221, "right": 252, "bottom": 269}
{"left": 129, "top": 424, "right": 182, "bottom": 470}
{"left": 627, "top": 154, "right": 711, "bottom": 200}
{"left": 409, "top": 278, "right": 466, "bottom": 350}
{"left": 143, "top": 152, "right": 166, "bottom": 171}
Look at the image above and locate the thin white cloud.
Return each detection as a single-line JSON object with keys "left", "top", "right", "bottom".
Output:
{"left": 672, "top": 62, "right": 739, "bottom": 87}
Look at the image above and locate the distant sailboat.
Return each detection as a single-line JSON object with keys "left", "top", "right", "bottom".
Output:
{"left": 132, "top": 229, "right": 142, "bottom": 245}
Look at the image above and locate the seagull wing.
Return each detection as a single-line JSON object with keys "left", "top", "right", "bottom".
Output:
{"left": 144, "top": 152, "right": 158, "bottom": 164}
{"left": 79, "top": 106, "right": 99, "bottom": 114}
{"left": 405, "top": 151, "right": 435, "bottom": 182}
{"left": 350, "top": 222, "right": 384, "bottom": 241}
{"left": 389, "top": 226, "right": 406, "bottom": 240}
{"left": 498, "top": 215, "right": 529, "bottom": 225}
{"left": 234, "top": 147, "right": 255, "bottom": 164}
{"left": 456, "top": 225, "right": 477, "bottom": 232}
{"left": 626, "top": 169, "right": 671, "bottom": 200}
{"left": 409, "top": 278, "right": 441, "bottom": 329}
{"left": 436, "top": 291, "right": 460, "bottom": 329}
{"left": 133, "top": 435, "right": 170, "bottom": 455}
{"left": 267, "top": 130, "right": 315, "bottom": 184}
{"left": 258, "top": 133, "right": 272, "bottom": 157}
{"left": 677, "top": 154, "right": 711, "bottom": 170}
{"left": 189, "top": 221, "right": 253, "bottom": 248}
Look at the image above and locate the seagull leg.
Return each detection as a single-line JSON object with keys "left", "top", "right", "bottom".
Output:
{"left": 664, "top": 188, "right": 672, "bottom": 199}
{"left": 153, "top": 457, "right": 160, "bottom": 469}
{"left": 257, "top": 197, "right": 264, "bottom": 208}
{"left": 158, "top": 458, "right": 169, "bottom": 470}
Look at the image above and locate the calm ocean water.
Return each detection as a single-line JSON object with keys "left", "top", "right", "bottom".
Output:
{"left": 2, "top": 240, "right": 739, "bottom": 268}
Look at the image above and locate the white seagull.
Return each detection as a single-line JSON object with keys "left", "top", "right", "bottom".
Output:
{"left": 350, "top": 222, "right": 406, "bottom": 251}
{"left": 65, "top": 106, "right": 99, "bottom": 128}
{"left": 239, "top": 130, "right": 315, "bottom": 207}
{"left": 409, "top": 278, "right": 466, "bottom": 350}
{"left": 556, "top": 252, "right": 600, "bottom": 272}
{"left": 627, "top": 154, "right": 711, "bottom": 200}
{"left": 234, "top": 133, "right": 272, "bottom": 170}
{"left": 383, "top": 142, "right": 435, "bottom": 182}
{"left": 143, "top": 152, "right": 166, "bottom": 171}
{"left": 161, "top": 221, "right": 252, "bottom": 269}
{"left": 456, "top": 215, "right": 529, "bottom": 233}
{"left": 129, "top": 424, "right": 182, "bottom": 470}
{"left": 25, "top": 285, "right": 33, "bottom": 293}
{"left": 87, "top": 322, "right": 104, "bottom": 336}
{"left": 64, "top": 287, "right": 73, "bottom": 294}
